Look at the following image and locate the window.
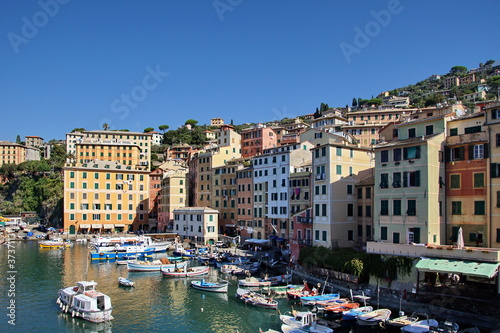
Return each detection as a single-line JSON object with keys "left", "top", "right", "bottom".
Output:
{"left": 357, "top": 188, "right": 362, "bottom": 199}
{"left": 366, "top": 188, "right": 371, "bottom": 199}
{"left": 402, "top": 170, "right": 420, "bottom": 187}
{"left": 381, "top": 227, "right": 388, "bottom": 240}
{"left": 322, "top": 185, "right": 327, "bottom": 195}
{"left": 450, "top": 174, "right": 460, "bottom": 188}
{"left": 380, "top": 173, "right": 389, "bottom": 188}
{"left": 393, "top": 148, "right": 401, "bottom": 161}
{"left": 393, "top": 232, "right": 400, "bottom": 244}
{"left": 403, "top": 146, "right": 420, "bottom": 159}
{"left": 464, "top": 126, "right": 481, "bottom": 134}
{"left": 347, "top": 204, "right": 353, "bottom": 216}
{"left": 449, "top": 128, "right": 458, "bottom": 136}
{"left": 380, "top": 150, "right": 389, "bottom": 163}
{"left": 392, "top": 172, "right": 401, "bottom": 188}
{"left": 472, "top": 144, "right": 485, "bottom": 159}
{"left": 408, "top": 128, "right": 416, "bottom": 138}
{"left": 425, "top": 125, "right": 433, "bottom": 135}
{"left": 315, "top": 230, "right": 320, "bottom": 240}
{"left": 393, "top": 199, "right": 401, "bottom": 215}
{"left": 365, "top": 205, "right": 371, "bottom": 217}
{"left": 474, "top": 173, "right": 484, "bottom": 188}
{"left": 451, "top": 201, "right": 462, "bottom": 215}
{"left": 347, "top": 230, "right": 353, "bottom": 241}
{"left": 315, "top": 204, "right": 320, "bottom": 216}
{"left": 336, "top": 165, "right": 342, "bottom": 175}
{"left": 321, "top": 204, "right": 327, "bottom": 216}
{"left": 380, "top": 200, "right": 389, "bottom": 215}
{"left": 407, "top": 200, "right": 416, "bottom": 216}
{"left": 322, "top": 231, "right": 327, "bottom": 241}
{"left": 448, "top": 147, "right": 464, "bottom": 161}
{"left": 347, "top": 185, "right": 353, "bottom": 195}
{"left": 474, "top": 201, "right": 485, "bottom": 215}
{"left": 336, "top": 147, "right": 342, "bottom": 156}
{"left": 357, "top": 206, "right": 363, "bottom": 217}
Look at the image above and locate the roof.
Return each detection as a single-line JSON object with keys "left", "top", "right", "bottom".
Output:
{"left": 415, "top": 258, "right": 500, "bottom": 279}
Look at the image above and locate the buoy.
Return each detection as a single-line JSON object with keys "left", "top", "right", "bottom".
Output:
{"left": 201, "top": 308, "right": 204, "bottom": 312}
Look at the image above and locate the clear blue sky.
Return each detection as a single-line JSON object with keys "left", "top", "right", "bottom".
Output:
{"left": 1, "top": 0, "right": 499, "bottom": 141}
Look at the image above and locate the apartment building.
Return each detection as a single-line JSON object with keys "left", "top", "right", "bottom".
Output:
{"left": 173, "top": 207, "right": 219, "bottom": 244}
{"left": 63, "top": 160, "right": 150, "bottom": 234}
{"left": 241, "top": 124, "right": 278, "bottom": 158}
{"left": 165, "top": 143, "right": 199, "bottom": 163}
{"left": 355, "top": 172, "right": 375, "bottom": 247}
{"left": 236, "top": 166, "right": 254, "bottom": 239}
{"left": 485, "top": 102, "right": 500, "bottom": 247}
{"left": 373, "top": 111, "right": 454, "bottom": 246}
{"left": 157, "top": 169, "right": 188, "bottom": 232}
{"left": 210, "top": 117, "right": 224, "bottom": 127}
{"left": 311, "top": 142, "right": 374, "bottom": 248}
{"left": 445, "top": 112, "right": 488, "bottom": 247}
{"left": 253, "top": 143, "right": 314, "bottom": 245}
{"left": 0, "top": 141, "right": 40, "bottom": 166}
{"left": 212, "top": 160, "right": 245, "bottom": 236}
{"left": 25, "top": 136, "right": 43, "bottom": 147}
{"left": 311, "top": 111, "right": 347, "bottom": 133}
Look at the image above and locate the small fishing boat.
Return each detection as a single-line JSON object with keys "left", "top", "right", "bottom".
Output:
{"left": 235, "top": 287, "right": 278, "bottom": 309}
{"left": 116, "top": 259, "right": 135, "bottom": 265}
{"left": 118, "top": 277, "right": 135, "bottom": 287}
{"left": 127, "top": 260, "right": 187, "bottom": 272}
{"left": 280, "top": 310, "right": 329, "bottom": 330}
{"left": 190, "top": 279, "right": 228, "bottom": 293}
{"left": 323, "top": 301, "right": 359, "bottom": 314}
{"left": 287, "top": 282, "right": 318, "bottom": 300}
{"left": 57, "top": 280, "right": 113, "bottom": 323}
{"left": 239, "top": 274, "right": 292, "bottom": 287}
{"left": 161, "top": 265, "right": 209, "bottom": 277}
{"left": 401, "top": 318, "right": 439, "bottom": 333}
{"left": 428, "top": 320, "right": 459, "bottom": 333}
{"left": 281, "top": 323, "right": 334, "bottom": 333}
{"left": 385, "top": 312, "right": 419, "bottom": 329}
{"left": 261, "top": 284, "right": 304, "bottom": 297}
{"left": 357, "top": 308, "right": 391, "bottom": 326}
{"left": 300, "top": 293, "right": 340, "bottom": 306}
{"left": 39, "top": 238, "right": 72, "bottom": 248}
{"left": 341, "top": 306, "right": 373, "bottom": 320}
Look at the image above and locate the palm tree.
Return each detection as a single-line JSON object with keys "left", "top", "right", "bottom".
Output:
{"left": 102, "top": 123, "right": 110, "bottom": 131}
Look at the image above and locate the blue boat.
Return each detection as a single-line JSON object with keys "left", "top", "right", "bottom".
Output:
{"left": 90, "top": 247, "right": 155, "bottom": 260}
{"left": 341, "top": 306, "right": 373, "bottom": 320}
{"left": 300, "top": 293, "right": 340, "bottom": 306}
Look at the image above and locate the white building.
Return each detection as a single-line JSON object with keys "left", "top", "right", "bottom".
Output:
{"left": 173, "top": 207, "right": 219, "bottom": 245}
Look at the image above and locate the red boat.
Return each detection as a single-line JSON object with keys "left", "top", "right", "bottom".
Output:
{"left": 324, "top": 302, "right": 359, "bottom": 314}
{"left": 286, "top": 282, "right": 318, "bottom": 300}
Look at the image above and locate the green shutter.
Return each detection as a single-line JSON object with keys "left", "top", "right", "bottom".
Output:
{"left": 415, "top": 170, "right": 420, "bottom": 186}
{"left": 484, "top": 143, "right": 489, "bottom": 158}
{"left": 492, "top": 163, "right": 498, "bottom": 178}
{"left": 403, "top": 171, "right": 408, "bottom": 187}
{"left": 468, "top": 145, "right": 474, "bottom": 160}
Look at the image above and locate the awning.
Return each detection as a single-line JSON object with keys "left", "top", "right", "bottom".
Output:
{"left": 268, "top": 235, "right": 278, "bottom": 240}
{"left": 276, "top": 238, "right": 286, "bottom": 242}
{"left": 91, "top": 224, "right": 102, "bottom": 229}
{"left": 79, "top": 224, "right": 90, "bottom": 229}
{"left": 102, "top": 224, "right": 114, "bottom": 229}
{"left": 245, "top": 238, "right": 270, "bottom": 245}
{"left": 416, "top": 258, "right": 500, "bottom": 279}
{"left": 114, "top": 224, "right": 125, "bottom": 228}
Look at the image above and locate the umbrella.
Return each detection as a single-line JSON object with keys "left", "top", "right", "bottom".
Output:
{"left": 456, "top": 227, "right": 464, "bottom": 249}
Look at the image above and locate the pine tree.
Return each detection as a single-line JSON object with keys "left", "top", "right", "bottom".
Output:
{"left": 352, "top": 98, "right": 357, "bottom": 107}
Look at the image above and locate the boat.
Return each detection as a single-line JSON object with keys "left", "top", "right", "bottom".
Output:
{"left": 280, "top": 310, "right": 332, "bottom": 331}
{"left": 118, "top": 277, "right": 135, "bottom": 287}
{"left": 428, "top": 320, "right": 460, "bottom": 333}
{"left": 401, "top": 318, "right": 439, "bottom": 333}
{"left": 90, "top": 235, "right": 171, "bottom": 253}
{"left": 323, "top": 301, "right": 359, "bottom": 314}
{"left": 39, "top": 238, "right": 72, "bottom": 248}
{"left": 235, "top": 287, "right": 278, "bottom": 309}
{"left": 385, "top": 312, "right": 419, "bottom": 329}
{"left": 341, "top": 306, "right": 373, "bottom": 320}
{"left": 127, "top": 259, "right": 187, "bottom": 272}
{"left": 161, "top": 265, "right": 209, "bottom": 277}
{"left": 299, "top": 293, "right": 340, "bottom": 306}
{"left": 172, "top": 243, "right": 197, "bottom": 258}
{"left": 357, "top": 308, "right": 391, "bottom": 326}
{"left": 238, "top": 273, "right": 292, "bottom": 287}
{"left": 221, "top": 262, "right": 260, "bottom": 275}
{"left": 90, "top": 245, "right": 155, "bottom": 260}
{"left": 287, "top": 282, "right": 318, "bottom": 300}
{"left": 190, "top": 279, "right": 229, "bottom": 293}
{"left": 281, "top": 322, "right": 334, "bottom": 333}
{"left": 261, "top": 284, "right": 304, "bottom": 297}
{"left": 57, "top": 280, "right": 113, "bottom": 323}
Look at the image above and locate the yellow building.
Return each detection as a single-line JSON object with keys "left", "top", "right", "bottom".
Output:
{"left": 63, "top": 160, "right": 150, "bottom": 234}
{"left": 157, "top": 169, "right": 188, "bottom": 232}
{"left": 0, "top": 141, "right": 39, "bottom": 166}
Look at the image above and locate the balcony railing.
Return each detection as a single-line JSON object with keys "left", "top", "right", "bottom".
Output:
{"left": 297, "top": 217, "right": 313, "bottom": 224}
{"left": 298, "top": 239, "right": 312, "bottom": 246}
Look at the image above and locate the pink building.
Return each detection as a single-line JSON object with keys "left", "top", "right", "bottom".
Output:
{"left": 241, "top": 125, "right": 278, "bottom": 158}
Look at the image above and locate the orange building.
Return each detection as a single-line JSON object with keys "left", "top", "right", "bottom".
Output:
{"left": 241, "top": 124, "right": 278, "bottom": 158}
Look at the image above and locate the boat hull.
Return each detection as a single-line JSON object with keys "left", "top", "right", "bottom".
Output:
{"left": 190, "top": 280, "right": 228, "bottom": 293}
{"left": 127, "top": 261, "right": 187, "bottom": 272}
{"left": 161, "top": 266, "right": 209, "bottom": 277}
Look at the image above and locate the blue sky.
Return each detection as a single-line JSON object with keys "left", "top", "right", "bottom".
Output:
{"left": 1, "top": 0, "right": 499, "bottom": 141}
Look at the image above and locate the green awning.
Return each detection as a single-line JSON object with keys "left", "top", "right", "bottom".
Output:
{"left": 416, "top": 258, "right": 500, "bottom": 279}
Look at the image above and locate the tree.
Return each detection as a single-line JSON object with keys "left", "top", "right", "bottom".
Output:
{"left": 185, "top": 119, "right": 198, "bottom": 127}
{"left": 487, "top": 75, "right": 500, "bottom": 97}
{"left": 367, "top": 98, "right": 382, "bottom": 106}
{"left": 450, "top": 66, "right": 468, "bottom": 75}
{"left": 102, "top": 123, "right": 110, "bottom": 131}
{"left": 71, "top": 128, "right": 85, "bottom": 133}
{"left": 144, "top": 127, "right": 154, "bottom": 133}
{"left": 158, "top": 125, "right": 169, "bottom": 133}
{"left": 16, "top": 135, "right": 21, "bottom": 144}
{"left": 352, "top": 98, "right": 357, "bottom": 107}
{"left": 485, "top": 59, "right": 495, "bottom": 67}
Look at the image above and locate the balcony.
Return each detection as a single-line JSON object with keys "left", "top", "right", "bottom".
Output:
{"left": 298, "top": 239, "right": 313, "bottom": 246}
{"left": 297, "top": 217, "right": 313, "bottom": 224}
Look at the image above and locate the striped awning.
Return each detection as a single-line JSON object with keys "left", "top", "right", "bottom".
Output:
{"left": 91, "top": 224, "right": 102, "bottom": 229}
{"left": 102, "top": 224, "right": 114, "bottom": 229}
{"left": 79, "top": 224, "right": 90, "bottom": 229}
